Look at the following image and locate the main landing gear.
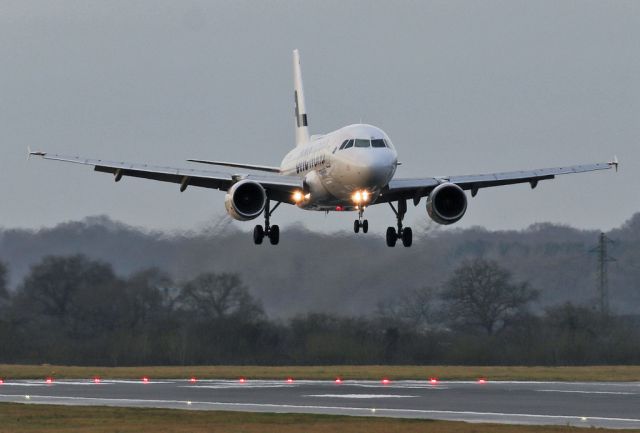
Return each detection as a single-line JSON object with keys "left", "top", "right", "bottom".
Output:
{"left": 253, "top": 200, "right": 281, "bottom": 245}
{"left": 353, "top": 207, "right": 369, "bottom": 234}
{"left": 386, "top": 199, "right": 412, "bottom": 247}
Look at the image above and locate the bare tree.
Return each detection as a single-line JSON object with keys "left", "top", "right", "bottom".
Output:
{"left": 180, "top": 272, "right": 263, "bottom": 320}
{"left": 441, "top": 258, "right": 538, "bottom": 335}
{"left": 376, "top": 287, "right": 438, "bottom": 332}
{"left": 0, "top": 262, "right": 8, "bottom": 300}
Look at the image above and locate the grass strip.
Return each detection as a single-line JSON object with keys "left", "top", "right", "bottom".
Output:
{"left": 1, "top": 403, "right": 637, "bottom": 433}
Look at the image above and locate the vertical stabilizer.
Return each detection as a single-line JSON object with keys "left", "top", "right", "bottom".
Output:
{"left": 293, "top": 49, "right": 310, "bottom": 146}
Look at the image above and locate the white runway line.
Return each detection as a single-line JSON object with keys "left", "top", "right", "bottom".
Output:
{"left": 304, "top": 394, "right": 418, "bottom": 399}
{"left": 1, "top": 393, "right": 639, "bottom": 426}
{"left": 537, "top": 389, "right": 637, "bottom": 395}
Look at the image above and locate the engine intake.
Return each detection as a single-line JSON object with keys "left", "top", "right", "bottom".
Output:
{"left": 426, "top": 183, "right": 467, "bottom": 225}
{"left": 224, "top": 180, "right": 267, "bottom": 221}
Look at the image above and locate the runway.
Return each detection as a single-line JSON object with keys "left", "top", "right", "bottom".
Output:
{"left": 1, "top": 378, "right": 640, "bottom": 429}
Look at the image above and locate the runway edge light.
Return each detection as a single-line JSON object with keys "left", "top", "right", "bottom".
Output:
{"left": 189, "top": 377, "right": 197, "bottom": 383}
{"left": 478, "top": 378, "right": 487, "bottom": 384}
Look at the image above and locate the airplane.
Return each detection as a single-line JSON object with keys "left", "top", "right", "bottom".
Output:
{"left": 30, "top": 49, "right": 619, "bottom": 247}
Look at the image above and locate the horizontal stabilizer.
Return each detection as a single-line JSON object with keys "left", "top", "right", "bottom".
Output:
{"left": 187, "top": 159, "right": 280, "bottom": 173}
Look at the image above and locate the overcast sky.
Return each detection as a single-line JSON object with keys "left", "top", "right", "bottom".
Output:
{"left": 2, "top": 0, "right": 638, "bottom": 234}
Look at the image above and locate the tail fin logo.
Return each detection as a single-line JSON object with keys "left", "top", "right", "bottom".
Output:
{"left": 294, "top": 91, "right": 308, "bottom": 127}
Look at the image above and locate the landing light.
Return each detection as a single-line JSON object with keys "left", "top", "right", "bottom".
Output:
{"left": 351, "top": 190, "right": 370, "bottom": 204}
{"left": 292, "top": 191, "right": 303, "bottom": 203}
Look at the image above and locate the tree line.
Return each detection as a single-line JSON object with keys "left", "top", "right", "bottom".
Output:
{"left": 0, "top": 255, "right": 638, "bottom": 366}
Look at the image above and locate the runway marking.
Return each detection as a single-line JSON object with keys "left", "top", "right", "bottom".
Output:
{"left": 1, "top": 394, "right": 639, "bottom": 426}
{"left": 537, "top": 389, "right": 637, "bottom": 395}
{"left": 305, "top": 394, "right": 418, "bottom": 399}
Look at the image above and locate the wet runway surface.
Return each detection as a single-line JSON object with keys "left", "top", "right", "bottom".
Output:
{"left": 1, "top": 379, "right": 640, "bottom": 429}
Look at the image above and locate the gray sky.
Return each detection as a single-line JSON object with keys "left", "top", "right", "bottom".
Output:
{"left": 2, "top": 0, "right": 638, "bottom": 233}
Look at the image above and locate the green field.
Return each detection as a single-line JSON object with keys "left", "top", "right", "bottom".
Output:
{"left": 1, "top": 403, "right": 637, "bottom": 433}
{"left": 1, "top": 364, "right": 639, "bottom": 381}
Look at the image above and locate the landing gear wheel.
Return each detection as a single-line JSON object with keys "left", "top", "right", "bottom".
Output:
{"left": 362, "top": 219, "right": 369, "bottom": 233}
{"left": 253, "top": 225, "right": 264, "bottom": 245}
{"left": 402, "top": 227, "right": 412, "bottom": 247}
{"left": 354, "top": 220, "right": 360, "bottom": 233}
{"left": 269, "top": 225, "right": 280, "bottom": 245}
{"left": 386, "top": 227, "right": 397, "bottom": 247}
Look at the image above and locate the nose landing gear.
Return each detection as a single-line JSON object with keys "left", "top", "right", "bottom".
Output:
{"left": 253, "top": 200, "right": 281, "bottom": 245}
{"left": 354, "top": 207, "right": 369, "bottom": 234}
{"left": 386, "top": 199, "right": 412, "bottom": 247}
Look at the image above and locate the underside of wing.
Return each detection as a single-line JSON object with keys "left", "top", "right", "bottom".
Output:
{"left": 32, "top": 152, "right": 302, "bottom": 204}
{"left": 378, "top": 160, "right": 617, "bottom": 205}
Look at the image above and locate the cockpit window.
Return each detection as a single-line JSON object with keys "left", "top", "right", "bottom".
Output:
{"left": 344, "top": 139, "right": 354, "bottom": 149}
{"left": 354, "top": 139, "right": 370, "bottom": 148}
{"left": 339, "top": 140, "right": 349, "bottom": 150}
{"left": 371, "top": 139, "right": 386, "bottom": 148}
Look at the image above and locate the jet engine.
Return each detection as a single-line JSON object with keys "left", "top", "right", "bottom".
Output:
{"left": 426, "top": 183, "right": 467, "bottom": 225}
{"left": 224, "top": 180, "right": 267, "bottom": 221}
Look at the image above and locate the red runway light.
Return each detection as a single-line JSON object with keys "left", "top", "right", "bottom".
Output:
{"left": 93, "top": 377, "right": 101, "bottom": 384}
{"left": 142, "top": 377, "right": 149, "bottom": 383}
{"left": 429, "top": 377, "right": 438, "bottom": 384}
{"left": 381, "top": 378, "right": 390, "bottom": 385}
{"left": 478, "top": 378, "right": 487, "bottom": 384}
{"left": 189, "top": 377, "right": 197, "bottom": 383}
{"left": 286, "top": 377, "right": 294, "bottom": 383}
{"left": 335, "top": 378, "right": 342, "bottom": 384}
{"left": 0, "top": 378, "right": 4, "bottom": 384}
{"left": 45, "top": 377, "right": 54, "bottom": 384}
{"left": 239, "top": 377, "right": 246, "bottom": 383}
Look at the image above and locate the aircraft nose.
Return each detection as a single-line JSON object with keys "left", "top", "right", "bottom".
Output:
{"left": 352, "top": 150, "right": 396, "bottom": 188}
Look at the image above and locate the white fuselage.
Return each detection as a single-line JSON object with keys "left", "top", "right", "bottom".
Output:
{"left": 280, "top": 124, "right": 398, "bottom": 211}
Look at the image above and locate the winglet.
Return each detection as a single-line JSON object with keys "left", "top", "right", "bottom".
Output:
{"left": 609, "top": 155, "right": 619, "bottom": 172}
{"left": 27, "top": 146, "right": 46, "bottom": 160}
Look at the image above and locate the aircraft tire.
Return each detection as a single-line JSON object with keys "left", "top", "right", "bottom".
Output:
{"left": 253, "top": 225, "right": 264, "bottom": 245}
{"left": 402, "top": 227, "right": 412, "bottom": 247}
{"left": 269, "top": 225, "right": 280, "bottom": 245}
{"left": 354, "top": 220, "right": 360, "bottom": 233}
{"left": 362, "top": 220, "right": 368, "bottom": 233}
{"left": 386, "top": 227, "right": 397, "bottom": 247}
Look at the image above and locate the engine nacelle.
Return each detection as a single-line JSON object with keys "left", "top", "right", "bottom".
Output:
{"left": 426, "top": 183, "right": 467, "bottom": 225}
{"left": 224, "top": 180, "right": 267, "bottom": 221}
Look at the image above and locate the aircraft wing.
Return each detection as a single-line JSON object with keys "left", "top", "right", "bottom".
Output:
{"left": 378, "top": 159, "right": 618, "bottom": 205}
{"left": 30, "top": 152, "right": 303, "bottom": 204}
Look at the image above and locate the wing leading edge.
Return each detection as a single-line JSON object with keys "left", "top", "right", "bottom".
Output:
{"left": 379, "top": 159, "right": 618, "bottom": 205}
{"left": 31, "top": 152, "right": 302, "bottom": 204}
